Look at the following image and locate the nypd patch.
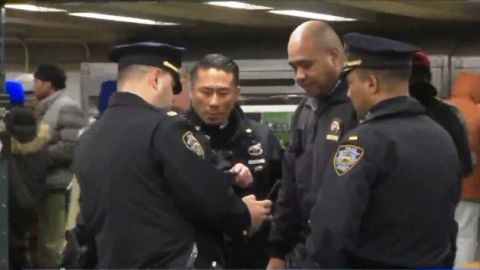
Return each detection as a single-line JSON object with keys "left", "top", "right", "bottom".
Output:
{"left": 334, "top": 145, "right": 364, "bottom": 176}
{"left": 182, "top": 131, "right": 205, "bottom": 159}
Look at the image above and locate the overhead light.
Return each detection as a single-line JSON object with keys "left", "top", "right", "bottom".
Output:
{"left": 269, "top": 10, "right": 356, "bottom": 22}
{"left": 5, "top": 4, "right": 66, "bottom": 12}
{"left": 69, "top": 13, "right": 179, "bottom": 26}
{"left": 205, "top": 1, "right": 272, "bottom": 10}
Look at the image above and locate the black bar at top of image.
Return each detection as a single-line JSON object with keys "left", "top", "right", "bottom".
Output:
{"left": 239, "top": 78, "right": 295, "bottom": 87}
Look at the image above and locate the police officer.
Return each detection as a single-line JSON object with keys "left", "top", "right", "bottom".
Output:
{"left": 305, "top": 33, "right": 462, "bottom": 268}
{"left": 185, "top": 53, "right": 283, "bottom": 268}
{"left": 267, "top": 21, "right": 357, "bottom": 269}
{"left": 73, "top": 42, "right": 273, "bottom": 268}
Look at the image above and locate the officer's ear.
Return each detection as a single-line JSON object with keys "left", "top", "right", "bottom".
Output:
{"left": 328, "top": 47, "right": 342, "bottom": 70}
{"left": 153, "top": 68, "right": 173, "bottom": 92}
{"left": 229, "top": 77, "right": 240, "bottom": 99}
{"left": 147, "top": 68, "right": 161, "bottom": 89}
{"left": 233, "top": 85, "right": 240, "bottom": 99}
{"left": 365, "top": 71, "right": 381, "bottom": 94}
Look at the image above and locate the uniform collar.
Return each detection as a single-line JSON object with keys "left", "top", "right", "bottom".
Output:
{"left": 363, "top": 96, "right": 425, "bottom": 123}
{"left": 185, "top": 105, "right": 249, "bottom": 148}
{"left": 305, "top": 79, "right": 349, "bottom": 111}
{"left": 108, "top": 92, "right": 160, "bottom": 111}
{"left": 185, "top": 104, "right": 244, "bottom": 129}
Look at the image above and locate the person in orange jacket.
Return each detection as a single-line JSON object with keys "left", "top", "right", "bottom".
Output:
{"left": 449, "top": 71, "right": 480, "bottom": 266}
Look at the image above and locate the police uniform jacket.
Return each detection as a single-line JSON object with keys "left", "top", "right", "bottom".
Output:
{"left": 305, "top": 96, "right": 462, "bottom": 268}
{"left": 75, "top": 92, "right": 250, "bottom": 268}
{"left": 269, "top": 79, "right": 357, "bottom": 260}
{"left": 185, "top": 106, "right": 283, "bottom": 268}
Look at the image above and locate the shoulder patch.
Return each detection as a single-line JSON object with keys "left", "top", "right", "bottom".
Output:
{"left": 333, "top": 144, "right": 364, "bottom": 176}
{"left": 182, "top": 131, "right": 205, "bottom": 159}
{"left": 167, "top": 111, "right": 178, "bottom": 116}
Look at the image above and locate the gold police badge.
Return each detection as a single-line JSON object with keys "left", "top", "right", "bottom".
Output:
{"left": 248, "top": 143, "right": 263, "bottom": 156}
{"left": 326, "top": 118, "right": 342, "bottom": 141}
{"left": 182, "top": 131, "right": 205, "bottom": 159}
{"left": 333, "top": 144, "right": 364, "bottom": 176}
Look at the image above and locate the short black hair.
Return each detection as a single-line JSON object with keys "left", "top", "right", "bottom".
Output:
{"left": 191, "top": 54, "right": 239, "bottom": 86}
{"left": 34, "top": 64, "right": 66, "bottom": 90}
{"left": 357, "top": 68, "right": 411, "bottom": 84}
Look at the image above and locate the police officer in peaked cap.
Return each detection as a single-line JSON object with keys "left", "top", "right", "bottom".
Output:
{"left": 304, "top": 33, "right": 461, "bottom": 268}
{"left": 71, "top": 42, "right": 273, "bottom": 268}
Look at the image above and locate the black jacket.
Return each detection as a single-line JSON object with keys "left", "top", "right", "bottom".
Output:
{"left": 74, "top": 92, "right": 250, "bottom": 268}
{"left": 9, "top": 110, "right": 50, "bottom": 212}
{"left": 8, "top": 108, "right": 50, "bottom": 270}
{"left": 185, "top": 105, "right": 283, "bottom": 269}
{"left": 410, "top": 81, "right": 473, "bottom": 177}
{"left": 269, "top": 80, "right": 357, "bottom": 263}
{"left": 305, "top": 96, "right": 461, "bottom": 268}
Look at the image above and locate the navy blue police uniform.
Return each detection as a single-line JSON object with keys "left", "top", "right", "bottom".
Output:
{"left": 185, "top": 104, "right": 283, "bottom": 269}
{"left": 305, "top": 33, "right": 462, "bottom": 268}
{"left": 268, "top": 75, "right": 357, "bottom": 265}
{"left": 73, "top": 43, "right": 251, "bottom": 268}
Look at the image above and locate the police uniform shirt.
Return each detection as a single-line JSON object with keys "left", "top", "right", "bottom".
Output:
{"left": 185, "top": 105, "right": 283, "bottom": 269}
{"left": 304, "top": 33, "right": 462, "bottom": 268}
{"left": 268, "top": 78, "right": 358, "bottom": 261}
{"left": 186, "top": 105, "right": 283, "bottom": 198}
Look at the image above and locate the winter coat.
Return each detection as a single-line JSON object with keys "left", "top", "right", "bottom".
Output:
{"left": 35, "top": 91, "right": 86, "bottom": 190}
{"left": 449, "top": 72, "right": 480, "bottom": 201}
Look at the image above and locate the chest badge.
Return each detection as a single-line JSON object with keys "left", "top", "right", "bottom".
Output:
{"left": 334, "top": 145, "right": 364, "bottom": 176}
{"left": 326, "top": 118, "right": 342, "bottom": 141}
{"left": 248, "top": 142, "right": 263, "bottom": 156}
{"left": 182, "top": 131, "right": 205, "bottom": 159}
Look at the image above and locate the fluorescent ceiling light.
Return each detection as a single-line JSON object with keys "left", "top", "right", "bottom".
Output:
{"left": 5, "top": 4, "right": 66, "bottom": 12}
{"left": 205, "top": 1, "right": 272, "bottom": 10}
{"left": 69, "top": 13, "right": 178, "bottom": 26}
{"left": 269, "top": 10, "right": 356, "bottom": 22}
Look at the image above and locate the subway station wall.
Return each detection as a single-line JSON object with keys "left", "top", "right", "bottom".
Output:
{"left": 5, "top": 33, "right": 480, "bottom": 107}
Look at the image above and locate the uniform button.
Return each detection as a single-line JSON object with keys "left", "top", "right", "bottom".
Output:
{"left": 242, "top": 230, "right": 248, "bottom": 236}
{"left": 308, "top": 219, "right": 311, "bottom": 224}
{"left": 246, "top": 128, "right": 252, "bottom": 133}
{"left": 211, "top": 261, "right": 217, "bottom": 268}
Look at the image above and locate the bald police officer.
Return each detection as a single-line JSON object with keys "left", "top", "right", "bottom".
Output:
{"left": 268, "top": 20, "right": 357, "bottom": 270}
{"left": 73, "top": 42, "right": 272, "bottom": 268}
{"left": 305, "top": 33, "right": 461, "bottom": 268}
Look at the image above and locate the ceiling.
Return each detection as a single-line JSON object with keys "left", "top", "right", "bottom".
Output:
{"left": 4, "top": 0, "right": 480, "bottom": 45}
